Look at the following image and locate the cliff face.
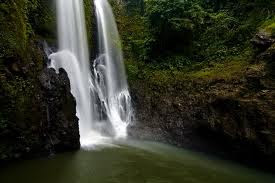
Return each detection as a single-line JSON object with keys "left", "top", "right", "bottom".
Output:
{"left": 111, "top": 0, "right": 275, "bottom": 170}
{"left": 0, "top": 62, "right": 80, "bottom": 161}
{"left": 128, "top": 40, "right": 275, "bottom": 170}
{"left": 0, "top": 0, "right": 80, "bottom": 161}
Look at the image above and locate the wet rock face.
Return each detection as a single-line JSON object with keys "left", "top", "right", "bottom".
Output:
{"left": 207, "top": 97, "right": 273, "bottom": 154}
{"left": 0, "top": 50, "right": 80, "bottom": 162}
{"left": 251, "top": 30, "right": 275, "bottom": 79}
{"left": 251, "top": 32, "right": 275, "bottom": 54}
{"left": 259, "top": 43, "right": 275, "bottom": 78}
{"left": 0, "top": 1, "right": 80, "bottom": 162}
{"left": 39, "top": 68, "right": 80, "bottom": 152}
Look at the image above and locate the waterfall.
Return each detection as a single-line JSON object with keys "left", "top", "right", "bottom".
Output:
{"left": 48, "top": 0, "right": 133, "bottom": 147}
{"left": 93, "top": 0, "right": 133, "bottom": 137}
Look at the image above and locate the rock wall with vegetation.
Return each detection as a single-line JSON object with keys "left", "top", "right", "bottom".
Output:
{"left": 0, "top": 0, "right": 87, "bottom": 161}
{"left": 110, "top": 0, "right": 275, "bottom": 169}
{"left": 0, "top": 0, "right": 274, "bottom": 169}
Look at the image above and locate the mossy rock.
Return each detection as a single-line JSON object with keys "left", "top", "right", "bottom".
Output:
{"left": 264, "top": 43, "right": 275, "bottom": 77}
{"left": 266, "top": 23, "right": 275, "bottom": 37}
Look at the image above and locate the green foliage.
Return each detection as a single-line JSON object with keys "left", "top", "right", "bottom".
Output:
{"left": 131, "top": 0, "right": 273, "bottom": 61}
{"left": 112, "top": 0, "right": 275, "bottom": 85}
{"left": 126, "top": 58, "right": 250, "bottom": 89}
{"left": 84, "top": 0, "right": 94, "bottom": 49}
{"left": 124, "top": 0, "right": 145, "bottom": 14}
{"left": 265, "top": 23, "right": 275, "bottom": 37}
{"left": 0, "top": 0, "right": 56, "bottom": 60}
{"left": 195, "top": 11, "right": 248, "bottom": 62}
{"left": 0, "top": 0, "right": 28, "bottom": 59}
{"left": 27, "top": 0, "right": 56, "bottom": 42}
{"left": 0, "top": 0, "right": 46, "bottom": 135}
{"left": 144, "top": 0, "right": 208, "bottom": 59}
{"left": 111, "top": 0, "right": 151, "bottom": 61}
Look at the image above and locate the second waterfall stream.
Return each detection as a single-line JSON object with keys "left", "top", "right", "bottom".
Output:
{"left": 48, "top": 0, "right": 133, "bottom": 147}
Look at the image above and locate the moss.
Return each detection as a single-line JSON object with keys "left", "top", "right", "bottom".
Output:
{"left": 0, "top": 0, "right": 28, "bottom": 59}
{"left": 28, "top": 0, "right": 56, "bottom": 44}
{"left": 186, "top": 60, "right": 249, "bottom": 80}
{"left": 83, "top": 0, "right": 94, "bottom": 49}
{"left": 0, "top": 0, "right": 46, "bottom": 134}
{"left": 259, "top": 16, "right": 275, "bottom": 37}
{"left": 126, "top": 58, "right": 250, "bottom": 89}
{"left": 265, "top": 23, "right": 275, "bottom": 37}
{"left": 125, "top": 60, "right": 139, "bottom": 81}
{"left": 110, "top": 0, "right": 150, "bottom": 61}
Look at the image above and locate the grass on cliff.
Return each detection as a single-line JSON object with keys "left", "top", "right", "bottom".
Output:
{"left": 186, "top": 60, "right": 249, "bottom": 80}
{"left": 261, "top": 17, "right": 275, "bottom": 37}
{"left": 126, "top": 57, "right": 251, "bottom": 87}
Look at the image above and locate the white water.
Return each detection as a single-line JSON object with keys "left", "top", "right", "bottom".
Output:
{"left": 48, "top": 0, "right": 132, "bottom": 147}
{"left": 93, "top": 0, "right": 133, "bottom": 138}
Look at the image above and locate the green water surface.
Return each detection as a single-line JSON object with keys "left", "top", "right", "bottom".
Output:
{"left": 0, "top": 140, "right": 274, "bottom": 183}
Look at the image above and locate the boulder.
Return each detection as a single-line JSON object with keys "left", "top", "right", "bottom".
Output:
{"left": 0, "top": 46, "right": 80, "bottom": 162}
{"left": 251, "top": 31, "right": 275, "bottom": 54}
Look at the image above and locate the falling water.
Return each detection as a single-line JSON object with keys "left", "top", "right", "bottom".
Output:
{"left": 48, "top": 0, "right": 132, "bottom": 147}
{"left": 92, "top": 0, "right": 133, "bottom": 138}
